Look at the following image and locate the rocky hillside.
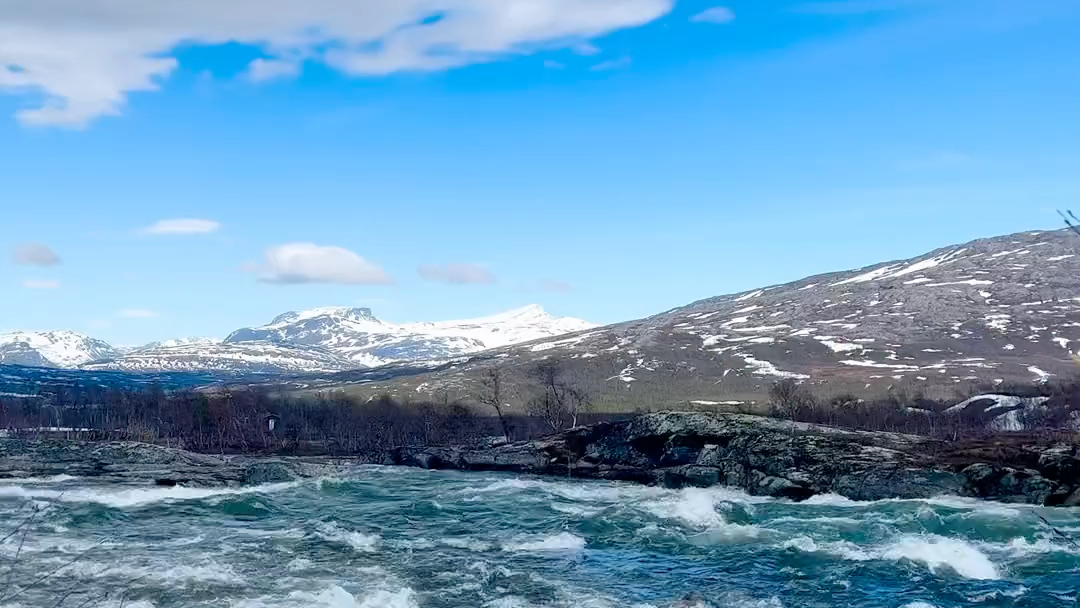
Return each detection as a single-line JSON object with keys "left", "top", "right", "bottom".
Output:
{"left": 298, "top": 228, "right": 1080, "bottom": 407}
{"left": 83, "top": 342, "right": 354, "bottom": 374}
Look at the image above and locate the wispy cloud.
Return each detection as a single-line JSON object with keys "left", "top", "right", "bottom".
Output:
{"left": 11, "top": 243, "right": 61, "bottom": 266}
{"left": 543, "top": 60, "right": 566, "bottom": 70}
{"left": 21, "top": 279, "right": 61, "bottom": 289}
{"left": 118, "top": 309, "right": 160, "bottom": 319}
{"left": 571, "top": 41, "right": 603, "bottom": 56}
{"left": 247, "top": 58, "right": 302, "bottom": 82}
{"left": 254, "top": 243, "right": 394, "bottom": 285}
{"left": 417, "top": 263, "right": 497, "bottom": 285}
{"left": 691, "top": 7, "right": 736, "bottom": 24}
{"left": 0, "top": 0, "right": 673, "bottom": 127}
{"left": 591, "top": 56, "right": 632, "bottom": 71}
{"left": 141, "top": 218, "right": 221, "bottom": 235}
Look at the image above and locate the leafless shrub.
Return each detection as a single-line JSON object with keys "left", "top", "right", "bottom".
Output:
{"left": 525, "top": 359, "right": 590, "bottom": 433}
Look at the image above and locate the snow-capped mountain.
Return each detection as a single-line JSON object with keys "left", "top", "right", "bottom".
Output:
{"left": 0, "top": 331, "right": 119, "bottom": 368}
{"left": 222, "top": 304, "right": 596, "bottom": 367}
{"left": 126, "top": 337, "right": 221, "bottom": 353}
{"left": 74, "top": 305, "right": 595, "bottom": 374}
{"left": 328, "top": 228, "right": 1080, "bottom": 408}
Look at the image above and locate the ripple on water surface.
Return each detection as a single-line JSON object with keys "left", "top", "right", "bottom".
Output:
{"left": 0, "top": 467, "right": 1077, "bottom": 607}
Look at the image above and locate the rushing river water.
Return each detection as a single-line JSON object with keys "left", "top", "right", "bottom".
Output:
{"left": 1, "top": 467, "right": 1078, "bottom": 608}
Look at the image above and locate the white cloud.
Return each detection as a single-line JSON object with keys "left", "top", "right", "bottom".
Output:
{"left": 247, "top": 58, "right": 302, "bottom": 82}
{"left": 0, "top": 0, "right": 673, "bottom": 127}
{"left": 142, "top": 218, "right": 221, "bottom": 235}
{"left": 543, "top": 60, "right": 566, "bottom": 69}
{"left": 21, "top": 279, "right": 61, "bottom": 289}
{"left": 691, "top": 7, "right": 735, "bottom": 23}
{"left": 118, "top": 309, "right": 160, "bottom": 319}
{"left": 11, "top": 243, "right": 61, "bottom": 266}
{"left": 591, "top": 56, "right": 632, "bottom": 71}
{"left": 417, "top": 263, "right": 497, "bottom": 285}
{"left": 257, "top": 243, "right": 394, "bottom": 285}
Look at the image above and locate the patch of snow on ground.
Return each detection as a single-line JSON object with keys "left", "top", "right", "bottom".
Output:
{"left": 733, "top": 290, "right": 765, "bottom": 302}
{"left": 814, "top": 337, "right": 863, "bottom": 353}
{"left": 738, "top": 355, "right": 809, "bottom": 379}
{"left": 925, "top": 279, "right": 994, "bottom": 287}
{"left": 840, "top": 360, "right": 920, "bottom": 370}
{"left": 946, "top": 394, "right": 1022, "bottom": 413}
{"left": 834, "top": 249, "right": 968, "bottom": 287}
{"left": 1053, "top": 337, "right": 1071, "bottom": 349}
{"left": 1028, "top": 366, "right": 1052, "bottom": 383}
{"left": 731, "top": 324, "right": 791, "bottom": 333}
{"left": 1047, "top": 254, "right": 1075, "bottom": 262}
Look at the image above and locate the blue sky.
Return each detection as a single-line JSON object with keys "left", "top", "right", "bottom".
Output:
{"left": 2, "top": 0, "right": 1078, "bottom": 345}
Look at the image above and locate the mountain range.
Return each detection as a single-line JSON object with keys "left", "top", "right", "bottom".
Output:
{"left": 0, "top": 306, "right": 596, "bottom": 374}
{"left": 278, "top": 228, "right": 1080, "bottom": 408}
{"left": 3, "top": 228, "right": 1078, "bottom": 407}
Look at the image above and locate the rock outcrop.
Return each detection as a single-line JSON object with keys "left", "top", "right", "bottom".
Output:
{"left": 0, "top": 439, "right": 336, "bottom": 487}
{"left": 391, "top": 412, "right": 1080, "bottom": 505}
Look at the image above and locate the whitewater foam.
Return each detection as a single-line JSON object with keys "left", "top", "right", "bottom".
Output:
{"left": 0, "top": 481, "right": 300, "bottom": 508}
{"left": 0, "top": 474, "right": 78, "bottom": 484}
{"left": 503, "top": 532, "right": 586, "bottom": 552}
{"left": 440, "top": 537, "right": 494, "bottom": 552}
{"left": 315, "top": 521, "right": 380, "bottom": 553}
{"left": 783, "top": 534, "right": 999, "bottom": 580}
{"left": 288, "top": 585, "right": 419, "bottom": 608}
{"left": 640, "top": 488, "right": 763, "bottom": 539}
{"left": 881, "top": 535, "right": 999, "bottom": 580}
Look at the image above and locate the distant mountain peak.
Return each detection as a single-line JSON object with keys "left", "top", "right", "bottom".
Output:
{"left": 0, "top": 330, "right": 119, "bottom": 368}
{"left": 219, "top": 304, "right": 596, "bottom": 367}
{"left": 267, "top": 306, "right": 378, "bottom": 326}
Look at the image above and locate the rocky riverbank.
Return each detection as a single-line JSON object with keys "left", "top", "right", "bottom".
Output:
{"left": 391, "top": 412, "right": 1080, "bottom": 506}
{"left": 4, "top": 412, "right": 1078, "bottom": 506}
{"left": 0, "top": 439, "right": 337, "bottom": 487}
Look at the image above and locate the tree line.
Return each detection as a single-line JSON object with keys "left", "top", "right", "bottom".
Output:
{"left": 0, "top": 358, "right": 614, "bottom": 456}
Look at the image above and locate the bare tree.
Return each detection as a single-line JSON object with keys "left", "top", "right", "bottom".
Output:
{"left": 769, "top": 378, "right": 815, "bottom": 436}
{"left": 526, "top": 359, "right": 589, "bottom": 432}
{"left": 478, "top": 367, "right": 512, "bottom": 442}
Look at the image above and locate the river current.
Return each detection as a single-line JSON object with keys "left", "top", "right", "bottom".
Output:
{"left": 1, "top": 467, "right": 1077, "bottom": 607}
